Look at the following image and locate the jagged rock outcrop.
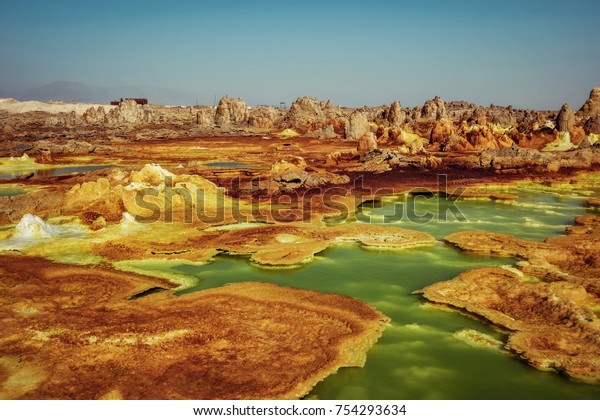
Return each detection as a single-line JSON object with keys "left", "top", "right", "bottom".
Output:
{"left": 0, "top": 163, "right": 227, "bottom": 226}
{"left": 279, "top": 97, "right": 346, "bottom": 134}
{"left": 33, "top": 139, "right": 97, "bottom": 155}
{"left": 361, "top": 105, "right": 388, "bottom": 123}
{"left": 420, "top": 96, "right": 446, "bottom": 121}
{"left": 357, "top": 132, "right": 377, "bottom": 154}
{"left": 517, "top": 110, "right": 549, "bottom": 134}
{"left": 462, "top": 123, "right": 514, "bottom": 151}
{"left": 105, "top": 99, "right": 153, "bottom": 125}
{"left": 429, "top": 118, "right": 514, "bottom": 152}
{"left": 467, "top": 108, "right": 488, "bottom": 125}
{"left": 440, "top": 134, "right": 475, "bottom": 152}
{"left": 584, "top": 115, "right": 600, "bottom": 135}
{"left": 578, "top": 87, "right": 600, "bottom": 119}
{"left": 388, "top": 101, "right": 405, "bottom": 126}
{"left": 353, "top": 147, "right": 437, "bottom": 173}
{"left": 557, "top": 103, "right": 575, "bottom": 132}
{"left": 356, "top": 149, "right": 404, "bottom": 173}
{"left": 214, "top": 96, "right": 249, "bottom": 126}
{"left": 63, "top": 164, "right": 230, "bottom": 224}
{"left": 305, "top": 124, "right": 338, "bottom": 139}
{"left": 248, "top": 106, "right": 279, "bottom": 129}
{"left": 82, "top": 106, "right": 107, "bottom": 124}
{"left": 490, "top": 107, "right": 516, "bottom": 127}
{"left": 345, "top": 111, "right": 370, "bottom": 140}
{"left": 268, "top": 157, "right": 349, "bottom": 192}
{"left": 375, "top": 125, "right": 401, "bottom": 144}
{"left": 479, "top": 144, "right": 600, "bottom": 172}
{"left": 429, "top": 119, "right": 454, "bottom": 146}
{"left": 196, "top": 107, "right": 216, "bottom": 126}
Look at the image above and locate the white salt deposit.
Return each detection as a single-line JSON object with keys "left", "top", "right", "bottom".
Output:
{"left": 14, "top": 214, "right": 60, "bottom": 239}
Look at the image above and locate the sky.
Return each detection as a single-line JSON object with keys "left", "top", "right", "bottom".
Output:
{"left": 0, "top": 0, "right": 599, "bottom": 109}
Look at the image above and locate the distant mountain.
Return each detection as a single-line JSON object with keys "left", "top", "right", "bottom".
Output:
{"left": 3, "top": 81, "right": 200, "bottom": 106}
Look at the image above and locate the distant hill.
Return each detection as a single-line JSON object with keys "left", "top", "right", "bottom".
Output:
{"left": 1, "top": 81, "right": 200, "bottom": 106}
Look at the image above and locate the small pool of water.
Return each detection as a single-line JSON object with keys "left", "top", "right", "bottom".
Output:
{"left": 0, "top": 187, "right": 27, "bottom": 197}
{"left": 201, "top": 161, "right": 261, "bottom": 169}
{"left": 347, "top": 188, "right": 597, "bottom": 241}
{"left": 0, "top": 164, "right": 116, "bottom": 179}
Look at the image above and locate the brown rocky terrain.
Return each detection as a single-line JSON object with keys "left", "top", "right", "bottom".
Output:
{"left": 443, "top": 215, "right": 600, "bottom": 296}
{"left": 2, "top": 88, "right": 598, "bottom": 166}
{"left": 419, "top": 267, "right": 600, "bottom": 383}
{"left": 0, "top": 255, "right": 389, "bottom": 399}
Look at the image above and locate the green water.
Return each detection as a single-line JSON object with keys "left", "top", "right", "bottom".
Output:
{"left": 161, "top": 188, "right": 600, "bottom": 399}
{"left": 0, "top": 164, "right": 116, "bottom": 179}
{"left": 351, "top": 188, "right": 597, "bottom": 241}
{"left": 0, "top": 187, "right": 26, "bottom": 197}
{"left": 202, "top": 161, "right": 262, "bottom": 169}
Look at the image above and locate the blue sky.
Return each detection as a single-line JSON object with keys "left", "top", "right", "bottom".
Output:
{"left": 0, "top": 0, "right": 598, "bottom": 108}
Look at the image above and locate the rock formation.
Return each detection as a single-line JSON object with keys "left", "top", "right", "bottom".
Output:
{"left": 105, "top": 99, "right": 153, "bottom": 125}
{"left": 195, "top": 107, "right": 216, "bottom": 126}
{"left": 280, "top": 97, "right": 346, "bottom": 134}
{"left": 0, "top": 91, "right": 598, "bottom": 172}
{"left": 420, "top": 96, "right": 446, "bottom": 121}
{"left": 388, "top": 101, "right": 405, "bottom": 126}
{"left": 305, "top": 124, "right": 338, "bottom": 139}
{"left": 345, "top": 110, "right": 370, "bottom": 140}
{"left": 429, "top": 119, "right": 454, "bottom": 147}
{"left": 578, "top": 87, "right": 600, "bottom": 119}
{"left": 33, "top": 164, "right": 231, "bottom": 226}
{"left": 214, "top": 96, "right": 249, "bottom": 126}
{"left": 556, "top": 103, "right": 575, "bottom": 133}
{"left": 428, "top": 118, "right": 514, "bottom": 152}
{"left": 357, "top": 132, "right": 378, "bottom": 154}
{"left": 584, "top": 115, "right": 600, "bottom": 135}
{"left": 82, "top": 106, "right": 107, "bottom": 125}
{"left": 248, "top": 106, "right": 279, "bottom": 128}
{"left": 268, "top": 157, "right": 350, "bottom": 192}
{"left": 479, "top": 144, "right": 600, "bottom": 172}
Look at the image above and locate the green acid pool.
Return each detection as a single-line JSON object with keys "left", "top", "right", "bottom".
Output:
{"left": 134, "top": 187, "right": 599, "bottom": 399}
{"left": 0, "top": 187, "right": 26, "bottom": 197}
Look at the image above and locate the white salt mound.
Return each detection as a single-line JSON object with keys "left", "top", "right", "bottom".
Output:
{"left": 14, "top": 214, "right": 60, "bottom": 238}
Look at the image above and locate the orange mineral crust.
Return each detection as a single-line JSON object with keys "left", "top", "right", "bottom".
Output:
{"left": 0, "top": 255, "right": 389, "bottom": 399}
{"left": 419, "top": 267, "right": 600, "bottom": 382}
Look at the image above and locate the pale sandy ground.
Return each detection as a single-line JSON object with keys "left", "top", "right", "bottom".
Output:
{"left": 0, "top": 98, "right": 116, "bottom": 115}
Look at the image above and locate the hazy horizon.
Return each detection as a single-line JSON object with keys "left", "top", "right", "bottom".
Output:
{"left": 1, "top": 0, "right": 599, "bottom": 109}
